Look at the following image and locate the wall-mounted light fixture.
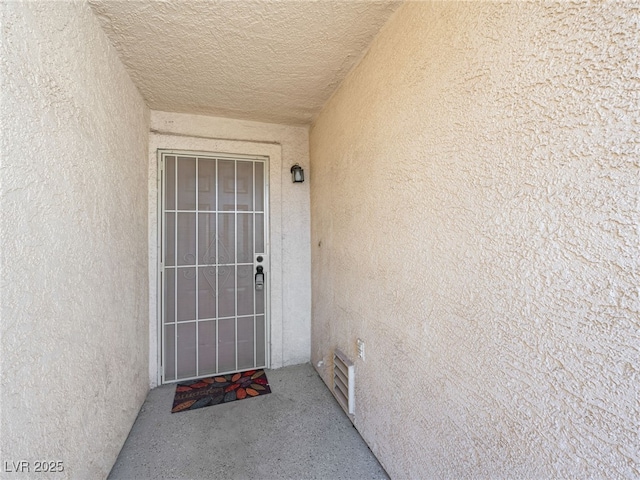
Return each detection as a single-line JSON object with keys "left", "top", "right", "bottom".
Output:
{"left": 290, "top": 164, "right": 304, "bottom": 183}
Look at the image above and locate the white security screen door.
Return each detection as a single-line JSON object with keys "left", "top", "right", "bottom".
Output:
{"left": 160, "top": 151, "right": 269, "bottom": 384}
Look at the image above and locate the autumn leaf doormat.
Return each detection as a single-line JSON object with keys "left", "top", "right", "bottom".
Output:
{"left": 171, "top": 369, "right": 272, "bottom": 413}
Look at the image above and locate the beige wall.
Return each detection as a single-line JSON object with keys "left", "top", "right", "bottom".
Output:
{"left": 310, "top": 2, "right": 639, "bottom": 478}
{"left": 148, "top": 111, "right": 311, "bottom": 386}
{"left": 1, "top": 2, "right": 150, "bottom": 478}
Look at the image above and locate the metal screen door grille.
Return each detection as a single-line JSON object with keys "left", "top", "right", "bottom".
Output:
{"left": 160, "top": 152, "right": 268, "bottom": 383}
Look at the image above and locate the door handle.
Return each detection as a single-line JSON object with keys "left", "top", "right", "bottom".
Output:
{"left": 255, "top": 265, "right": 264, "bottom": 291}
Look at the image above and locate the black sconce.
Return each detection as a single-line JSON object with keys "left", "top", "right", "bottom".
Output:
{"left": 290, "top": 164, "right": 304, "bottom": 183}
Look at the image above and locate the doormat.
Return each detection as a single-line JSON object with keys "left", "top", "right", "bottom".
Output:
{"left": 171, "top": 369, "right": 271, "bottom": 413}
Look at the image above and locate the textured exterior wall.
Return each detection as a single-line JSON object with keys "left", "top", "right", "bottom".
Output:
{"left": 310, "top": 2, "right": 639, "bottom": 479}
{"left": 1, "top": 2, "right": 150, "bottom": 479}
{"left": 148, "top": 111, "right": 311, "bottom": 386}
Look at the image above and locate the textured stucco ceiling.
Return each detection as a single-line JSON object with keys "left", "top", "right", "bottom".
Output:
{"left": 88, "top": 0, "right": 401, "bottom": 125}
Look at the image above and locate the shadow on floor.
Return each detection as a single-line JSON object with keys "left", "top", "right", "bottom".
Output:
{"left": 109, "top": 363, "right": 388, "bottom": 479}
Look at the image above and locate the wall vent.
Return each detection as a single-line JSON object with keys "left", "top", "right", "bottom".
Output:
{"left": 333, "top": 349, "right": 355, "bottom": 416}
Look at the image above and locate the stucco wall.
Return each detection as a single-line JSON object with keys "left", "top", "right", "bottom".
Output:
{"left": 1, "top": 2, "right": 150, "bottom": 478}
{"left": 148, "top": 111, "right": 311, "bottom": 386}
{"left": 310, "top": 2, "right": 639, "bottom": 479}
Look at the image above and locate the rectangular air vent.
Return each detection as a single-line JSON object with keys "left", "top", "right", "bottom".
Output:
{"left": 333, "top": 349, "right": 355, "bottom": 416}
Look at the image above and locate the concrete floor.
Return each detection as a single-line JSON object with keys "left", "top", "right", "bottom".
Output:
{"left": 109, "top": 363, "right": 388, "bottom": 480}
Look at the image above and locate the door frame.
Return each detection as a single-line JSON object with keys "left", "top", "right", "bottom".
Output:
{"left": 149, "top": 136, "right": 283, "bottom": 388}
{"left": 157, "top": 149, "right": 270, "bottom": 384}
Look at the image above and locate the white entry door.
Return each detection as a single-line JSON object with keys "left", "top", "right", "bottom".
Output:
{"left": 160, "top": 151, "right": 269, "bottom": 383}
